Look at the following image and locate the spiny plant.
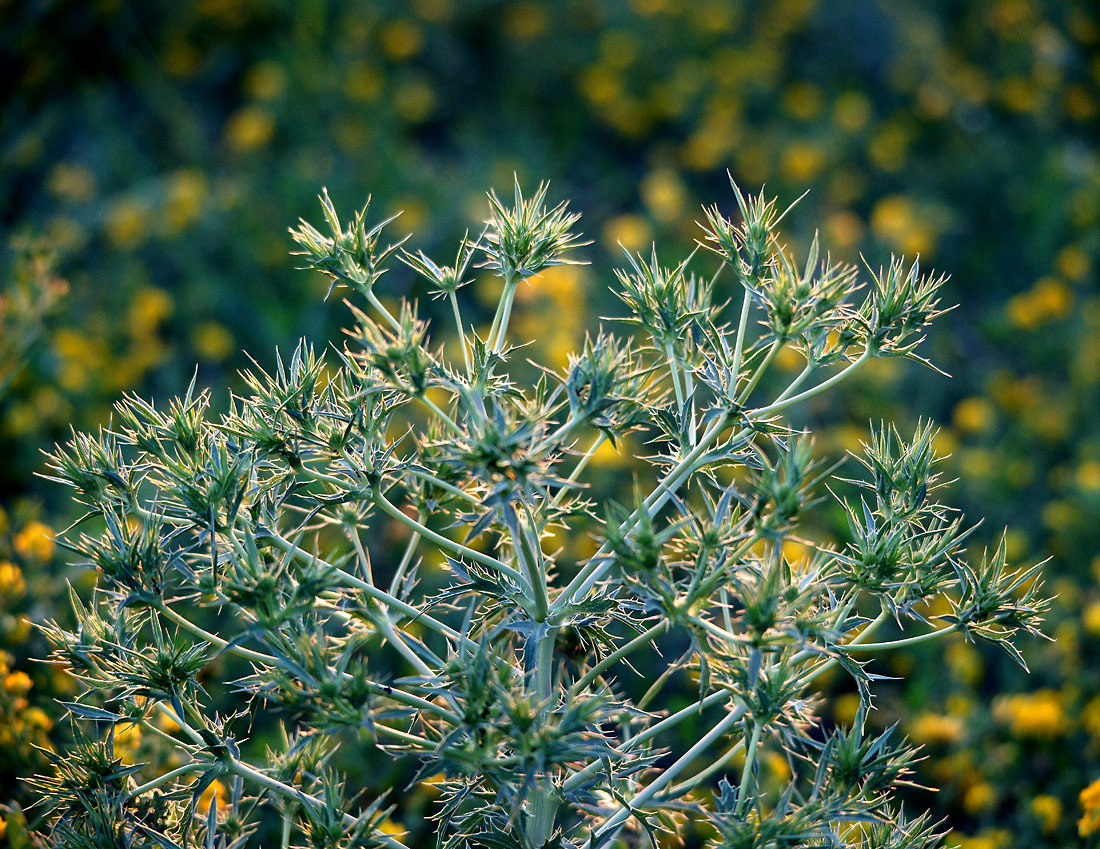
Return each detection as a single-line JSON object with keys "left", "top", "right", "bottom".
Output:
{"left": 35, "top": 175, "right": 1048, "bottom": 849}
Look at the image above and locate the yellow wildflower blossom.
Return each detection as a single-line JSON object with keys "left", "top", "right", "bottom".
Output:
{"left": 13, "top": 520, "right": 54, "bottom": 562}
{"left": 0, "top": 561, "right": 26, "bottom": 598}
{"left": 4, "top": 670, "right": 32, "bottom": 696}
{"left": 381, "top": 19, "right": 423, "bottom": 61}
{"left": 224, "top": 105, "right": 276, "bottom": 153}
{"left": 1080, "top": 777, "right": 1100, "bottom": 837}
{"left": 602, "top": 214, "right": 652, "bottom": 253}
{"left": 992, "top": 690, "right": 1068, "bottom": 738}
{"left": 1030, "top": 794, "right": 1062, "bottom": 834}
{"left": 909, "top": 713, "right": 964, "bottom": 745}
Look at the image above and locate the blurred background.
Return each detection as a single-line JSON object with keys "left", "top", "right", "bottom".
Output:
{"left": 1, "top": 0, "right": 1098, "bottom": 845}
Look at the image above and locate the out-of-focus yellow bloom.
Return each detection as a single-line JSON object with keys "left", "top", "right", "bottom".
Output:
{"left": 244, "top": 60, "right": 287, "bottom": 100}
{"left": 198, "top": 778, "right": 226, "bottom": 813}
{"left": 393, "top": 79, "right": 436, "bottom": 123}
{"left": 504, "top": 2, "right": 549, "bottom": 39}
{"left": 1007, "top": 278, "right": 1069, "bottom": 332}
{"left": 0, "top": 562, "right": 26, "bottom": 598}
{"left": 345, "top": 63, "right": 383, "bottom": 102}
{"left": 909, "top": 712, "right": 964, "bottom": 745}
{"left": 782, "top": 82, "right": 822, "bottom": 120}
{"left": 192, "top": 320, "right": 235, "bottom": 362}
{"left": 224, "top": 105, "right": 276, "bottom": 153}
{"left": 955, "top": 830, "right": 1011, "bottom": 849}
{"left": 833, "top": 91, "right": 872, "bottom": 132}
{"left": 1065, "top": 84, "right": 1097, "bottom": 121}
{"left": 106, "top": 197, "right": 152, "bottom": 248}
{"left": 603, "top": 214, "right": 652, "bottom": 253}
{"left": 24, "top": 706, "right": 52, "bottom": 731}
{"left": 999, "top": 76, "right": 1039, "bottom": 113}
{"left": 129, "top": 287, "right": 174, "bottom": 338}
{"left": 1080, "top": 777, "right": 1100, "bottom": 837}
{"left": 963, "top": 782, "right": 997, "bottom": 815}
{"left": 113, "top": 721, "right": 141, "bottom": 746}
{"left": 1056, "top": 245, "right": 1092, "bottom": 281}
{"left": 1006, "top": 277, "right": 1073, "bottom": 329}
{"left": 992, "top": 690, "right": 1068, "bottom": 738}
{"left": 588, "top": 436, "right": 629, "bottom": 471}
{"left": 165, "top": 169, "right": 208, "bottom": 232}
{"left": 640, "top": 168, "right": 687, "bottom": 223}
{"left": 946, "top": 642, "right": 984, "bottom": 687}
{"left": 411, "top": 0, "right": 452, "bottom": 21}
{"left": 4, "top": 670, "right": 32, "bottom": 696}
{"left": 762, "top": 748, "right": 791, "bottom": 783}
{"left": 780, "top": 141, "right": 826, "bottom": 182}
{"left": 868, "top": 122, "right": 911, "bottom": 172}
{"left": 1076, "top": 460, "right": 1100, "bottom": 491}
{"left": 381, "top": 19, "right": 423, "bottom": 60}
{"left": 13, "top": 520, "right": 54, "bottom": 562}
{"left": 832, "top": 692, "right": 861, "bottom": 726}
{"left": 1031, "top": 794, "right": 1062, "bottom": 834}
{"left": 870, "top": 195, "right": 936, "bottom": 256}
{"left": 1082, "top": 601, "right": 1100, "bottom": 636}
{"left": 824, "top": 211, "right": 863, "bottom": 252}
{"left": 47, "top": 161, "right": 97, "bottom": 201}
{"left": 953, "top": 397, "right": 995, "bottom": 435}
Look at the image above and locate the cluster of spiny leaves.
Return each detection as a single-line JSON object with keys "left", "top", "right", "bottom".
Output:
{"left": 36, "top": 177, "right": 1047, "bottom": 849}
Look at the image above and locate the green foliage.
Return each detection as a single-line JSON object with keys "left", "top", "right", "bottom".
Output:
{"left": 37, "top": 181, "right": 1046, "bottom": 849}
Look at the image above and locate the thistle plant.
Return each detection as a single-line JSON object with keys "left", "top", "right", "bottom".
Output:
{"left": 36, "top": 176, "right": 1048, "bottom": 849}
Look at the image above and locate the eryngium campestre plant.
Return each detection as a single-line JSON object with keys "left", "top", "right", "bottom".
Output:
{"left": 37, "top": 177, "right": 1048, "bottom": 849}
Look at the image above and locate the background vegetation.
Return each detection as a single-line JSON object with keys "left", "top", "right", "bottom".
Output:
{"left": 1, "top": 0, "right": 1097, "bottom": 846}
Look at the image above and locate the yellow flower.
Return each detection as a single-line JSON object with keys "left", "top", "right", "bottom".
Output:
{"left": 640, "top": 168, "right": 687, "bottom": 223}
{"left": 1080, "top": 777, "right": 1100, "bottom": 837}
{"left": 345, "top": 63, "right": 383, "bottom": 102}
{"left": 870, "top": 195, "right": 936, "bottom": 256}
{"left": 47, "top": 161, "right": 97, "bottom": 202}
{"left": 1056, "top": 245, "right": 1091, "bottom": 281}
{"left": 13, "top": 520, "right": 55, "bottom": 562}
{"left": 198, "top": 778, "right": 226, "bottom": 813}
{"left": 1082, "top": 601, "right": 1100, "bottom": 636}
{"left": 393, "top": 79, "right": 436, "bottom": 123}
{"left": 192, "top": 321, "right": 235, "bottom": 362}
{"left": 832, "top": 692, "right": 861, "bottom": 726}
{"left": 992, "top": 690, "right": 1068, "bottom": 738}
{"left": 113, "top": 721, "right": 142, "bottom": 747}
{"left": 909, "top": 712, "right": 964, "bottom": 745}
{"left": 244, "top": 60, "right": 287, "bottom": 100}
{"left": 945, "top": 641, "right": 984, "bottom": 686}
{"left": 782, "top": 82, "right": 823, "bottom": 120}
{"left": 824, "top": 211, "right": 863, "bottom": 252}
{"left": 833, "top": 91, "right": 872, "bottom": 132}
{"left": 503, "top": 2, "right": 549, "bottom": 39}
{"left": 4, "top": 670, "right": 32, "bottom": 696}
{"left": 963, "top": 782, "right": 997, "bottom": 815}
{"left": 868, "top": 123, "right": 912, "bottom": 173}
{"left": 224, "top": 106, "right": 276, "bottom": 153}
{"left": 1030, "top": 794, "right": 1062, "bottom": 834}
{"left": 1077, "top": 460, "right": 1100, "bottom": 491}
{"left": 24, "top": 706, "right": 53, "bottom": 731}
{"left": 381, "top": 19, "right": 423, "bottom": 61}
{"left": 780, "top": 141, "right": 826, "bottom": 182}
{"left": 106, "top": 197, "right": 152, "bottom": 248}
{"left": 0, "top": 561, "right": 26, "bottom": 598}
{"left": 1006, "top": 277, "right": 1073, "bottom": 329}
{"left": 129, "top": 287, "right": 174, "bottom": 338}
{"left": 602, "top": 214, "right": 652, "bottom": 253}
{"left": 165, "top": 169, "right": 208, "bottom": 233}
